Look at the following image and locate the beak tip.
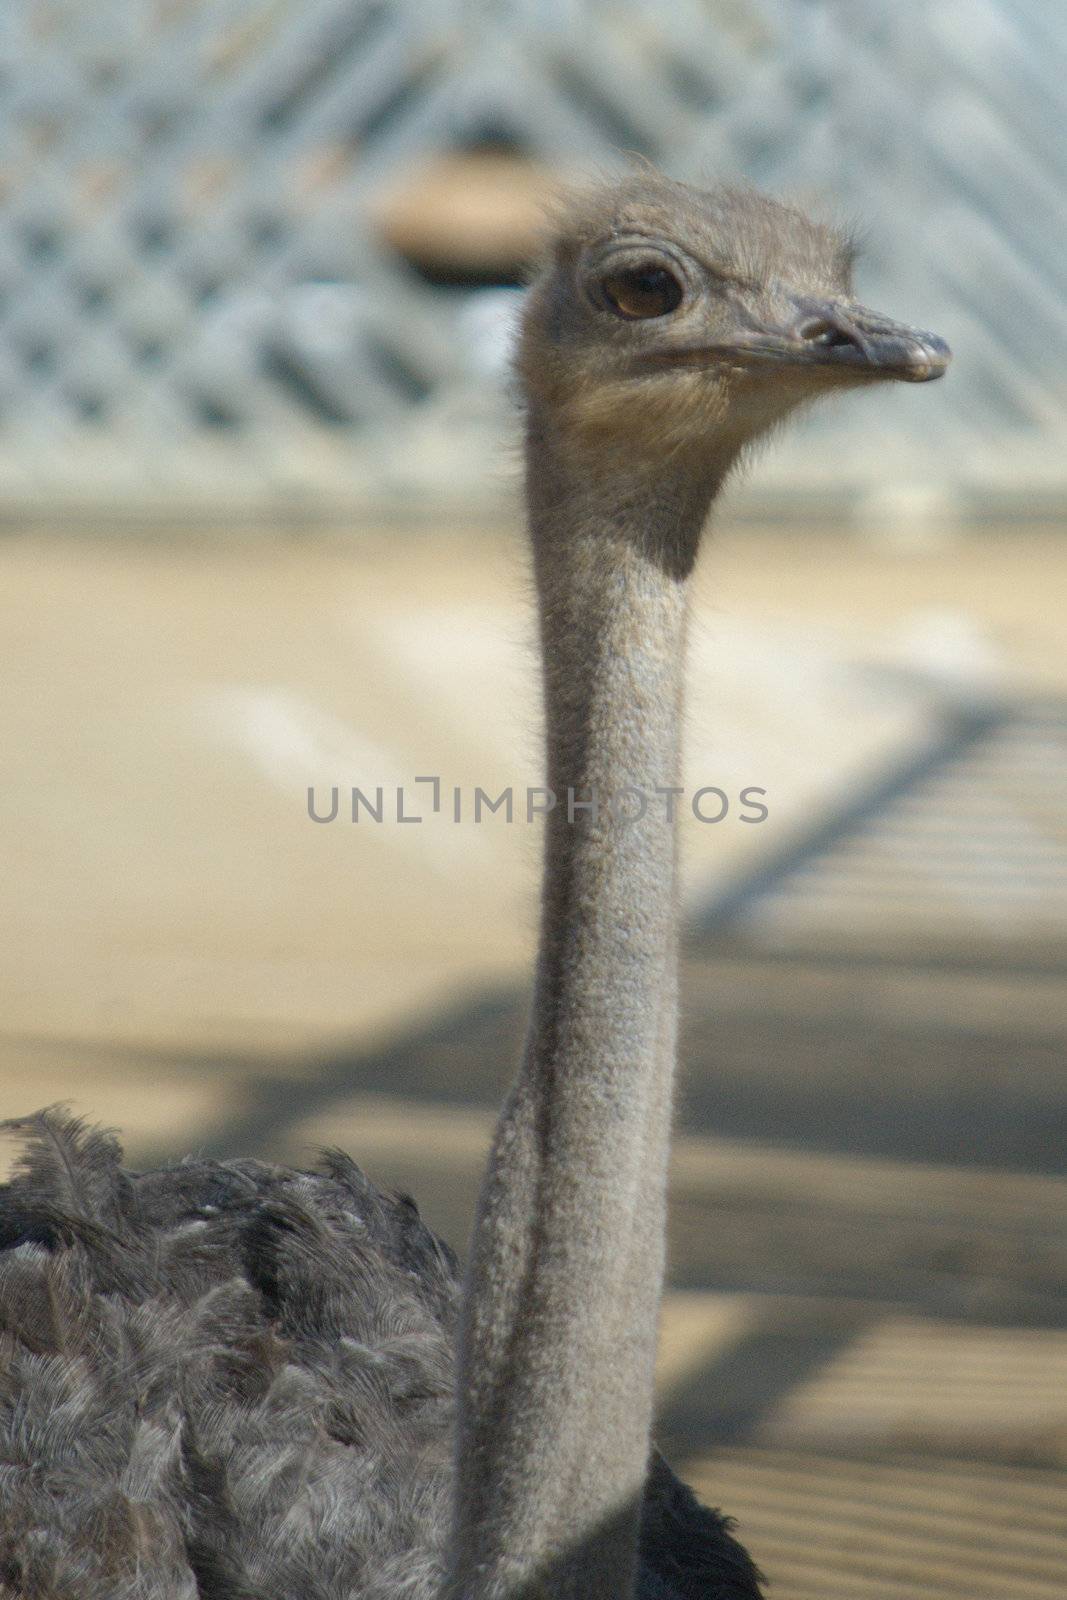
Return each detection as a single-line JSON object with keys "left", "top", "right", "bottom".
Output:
{"left": 898, "top": 333, "right": 951, "bottom": 383}
{"left": 786, "top": 299, "right": 952, "bottom": 383}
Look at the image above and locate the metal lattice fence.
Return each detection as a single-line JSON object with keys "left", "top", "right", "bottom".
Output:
{"left": 0, "top": 0, "right": 1064, "bottom": 515}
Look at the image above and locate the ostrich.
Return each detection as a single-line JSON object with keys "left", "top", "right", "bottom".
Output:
{"left": 0, "top": 175, "right": 947, "bottom": 1600}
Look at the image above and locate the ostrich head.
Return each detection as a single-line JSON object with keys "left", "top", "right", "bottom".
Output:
{"left": 518, "top": 173, "right": 950, "bottom": 480}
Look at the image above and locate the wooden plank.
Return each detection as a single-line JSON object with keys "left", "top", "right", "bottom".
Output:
{"left": 285, "top": 1097, "right": 1067, "bottom": 1319}
{"left": 684, "top": 1449, "right": 1067, "bottom": 1600}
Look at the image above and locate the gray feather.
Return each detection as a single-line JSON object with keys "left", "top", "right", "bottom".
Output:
{"left": 0, "top": 1109, "right": 761, "bottom": 1599}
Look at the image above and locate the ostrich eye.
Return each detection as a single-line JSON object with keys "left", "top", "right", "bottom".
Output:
{"left": 601, "top": 264, "right": 683, "bottom": 319}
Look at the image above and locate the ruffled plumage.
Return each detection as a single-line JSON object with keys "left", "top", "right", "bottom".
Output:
{"left": 0, "top": 1109, "right": 762, "bottom": 1600}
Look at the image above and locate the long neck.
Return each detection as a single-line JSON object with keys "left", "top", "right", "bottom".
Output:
{"left": 447, "top": 414, "right": 717, "bottom": 1599}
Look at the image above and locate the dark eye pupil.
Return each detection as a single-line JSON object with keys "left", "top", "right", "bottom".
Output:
{"left": 601, "top": 265, "right": 683, "bottom": 319}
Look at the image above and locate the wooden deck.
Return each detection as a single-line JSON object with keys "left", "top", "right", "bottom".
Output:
{"left": 1, "top": 523, "right": 1065, "bottom": 1594}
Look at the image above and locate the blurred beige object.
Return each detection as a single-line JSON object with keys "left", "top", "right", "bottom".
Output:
{"left": 371, "top": 150, "right": 558, "bottom": 275}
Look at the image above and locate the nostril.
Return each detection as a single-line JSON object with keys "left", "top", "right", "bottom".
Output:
{"left": 797, "top": 317, "right": 857, "bottom": 349}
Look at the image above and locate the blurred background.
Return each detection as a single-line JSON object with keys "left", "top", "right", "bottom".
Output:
{"left": 2, "top": 2, "right": 1066, "bottom": 1595}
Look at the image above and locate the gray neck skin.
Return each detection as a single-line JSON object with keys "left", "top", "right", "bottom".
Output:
{"left": 446, "top": 414, "right": 722, "bottom": 1600}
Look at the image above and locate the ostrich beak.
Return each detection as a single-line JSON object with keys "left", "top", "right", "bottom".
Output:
{"left": 645, "top": 301, "right": 951, "bottom": 383}
{"left": 769, "top": 297, "right": 951, "bottom": 382}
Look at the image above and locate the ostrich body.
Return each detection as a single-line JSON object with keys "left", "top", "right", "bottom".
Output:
{"left": 0, "top": 176, "right": 947, "bottom": 1600}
